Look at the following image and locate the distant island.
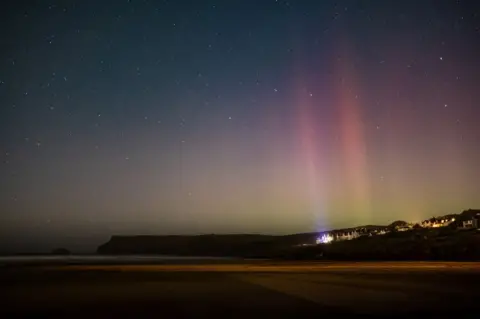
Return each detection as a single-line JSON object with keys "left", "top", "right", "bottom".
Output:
{"left": 97, "top": 209, "right": 480, "bottom": 261}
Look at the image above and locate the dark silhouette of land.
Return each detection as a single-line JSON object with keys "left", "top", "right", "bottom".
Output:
{"left": 51, "top": 248, "right": 71, "bottom": 255}
{"left": 2, "top": 261, "right": 479, "bottom": 317}
{"left": 97, "top": 209, "right": 480, "bottom": 261}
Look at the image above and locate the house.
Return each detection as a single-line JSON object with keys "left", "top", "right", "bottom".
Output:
{"left": 370, "top": 228, "right": 388, "bottom": 235}
{"left": 461, "top": 213, "right": 480, "bottom": 229}
{"left": 335, "top": 230, "right": 360, "bottom": 241}
{"left": 462, "top": 219, "right": 478, "bottom": 229}
{"left": 316, "top": 229, "right": 362, "bottom": 244}
{"left": 421, "top": 217, "right": 455, "bottom": 228}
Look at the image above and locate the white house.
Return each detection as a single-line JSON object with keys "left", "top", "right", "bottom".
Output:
{"left": 335, "top": 230, "right": 360, "bottom": 241}
{"left": 462, "top": 218, "right": 479, "bottom": 229}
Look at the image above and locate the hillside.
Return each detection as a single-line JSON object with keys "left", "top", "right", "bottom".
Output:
{"left": 280, "top": 228, "right": 480, "bottom": 260}
{"left": 97, "top": 209, "right": 480, "bottom": 260}
{"left": 97, "top": 233, "right": 318, "bottom": 258}
{"left": 96, "top": 227, "right": 480, "bottom": 261}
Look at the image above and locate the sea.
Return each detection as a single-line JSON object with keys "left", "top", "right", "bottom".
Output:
{"left": 0, "top": 255, "right": 240, "bottom": 265}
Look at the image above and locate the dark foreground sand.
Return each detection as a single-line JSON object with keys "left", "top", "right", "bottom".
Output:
{"left": 2, "top": 261, "right": 479, "bottom": 318}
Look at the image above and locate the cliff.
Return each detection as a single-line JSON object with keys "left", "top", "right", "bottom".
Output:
{"left": 97, "top": 227, "right": 480, "bottom": 260}
{"left": 97, "top": 233, "right": 319, "bottom": 258}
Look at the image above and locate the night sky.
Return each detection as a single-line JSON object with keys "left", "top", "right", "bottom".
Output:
{"left": 1, "top": 0, "right": 479, "bottom": 253}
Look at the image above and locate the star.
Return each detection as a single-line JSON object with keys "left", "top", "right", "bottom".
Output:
{"left": 0, "top": 0, "right": 477, "bottom": 247}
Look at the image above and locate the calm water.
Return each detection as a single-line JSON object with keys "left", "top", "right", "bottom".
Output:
{"left": 0, "top": 255, "right": 238, "bottom": 264}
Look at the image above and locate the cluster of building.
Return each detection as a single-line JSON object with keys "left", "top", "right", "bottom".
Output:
{"left": 420, "top": 210, "right": 480, "bottom": 229}
{"left": 421, "top": 217, "right": 456, "bottom": 228}
{"left": 316, "top": 209, "right": 480, "bottom": 245}
{"left": 316, "top": 227, "right": 384, "bottom": 244}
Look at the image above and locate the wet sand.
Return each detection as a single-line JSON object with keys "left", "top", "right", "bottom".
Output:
{"left": 2, "top": 261, "right": 479, "bottom": 317}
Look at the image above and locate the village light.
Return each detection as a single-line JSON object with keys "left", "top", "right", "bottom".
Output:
{"left": 316, "top": 234, "right": 333, "bottom": 244}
